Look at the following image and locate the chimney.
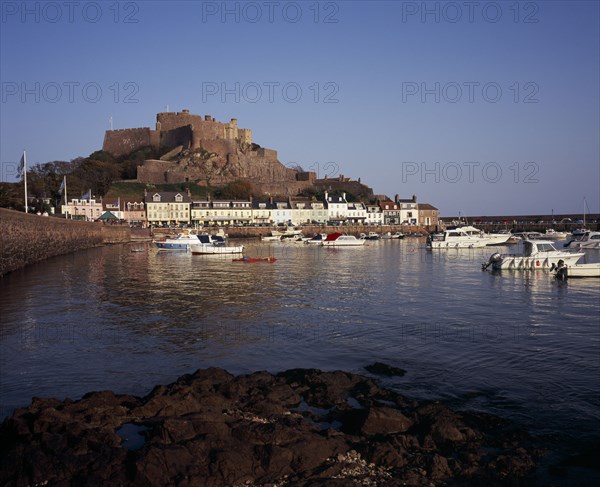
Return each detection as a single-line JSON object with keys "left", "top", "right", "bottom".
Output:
{"left": 324, "top": 191, "right": 329, "bottom": 201}
{"left": 412, "top": 194, "right": 417, "bottom": 203}
{"left": 394, "top": 194, "right": 399, "bottom": 204}
{"left": 342, "top": 192, "right": 346, "bottom": 201}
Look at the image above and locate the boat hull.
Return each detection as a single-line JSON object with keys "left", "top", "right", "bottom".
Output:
{"left": 322, "top": 239, "right": 366, "bottom": 247}
{"left": 429, "top": 240, "right": 488, "bottom": 249}
{"left": 190, "top": 244, "right": 244, "bottom": 255}
{"left": 155, "top": 242, "right": 191, "bottom": 251}
{"left": 564, "top": 263, "right": 600, "bottom": 278}
{"left": 492, "top": 253, "right": 584, "bottom": 270}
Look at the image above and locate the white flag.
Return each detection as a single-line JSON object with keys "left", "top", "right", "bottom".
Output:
{"left": 17, "top": 152, "right": 25, "bottom": 178}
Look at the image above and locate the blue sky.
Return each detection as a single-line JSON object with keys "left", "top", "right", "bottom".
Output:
{"left": 1, "top": 0, "right": 598, "bottom": 216}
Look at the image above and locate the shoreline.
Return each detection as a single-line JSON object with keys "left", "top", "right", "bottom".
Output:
{"left": 2, "top": 365, "right": 598, "bottom": 486}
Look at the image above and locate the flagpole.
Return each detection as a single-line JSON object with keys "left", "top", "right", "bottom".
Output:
{"left": 64, "top": 176, "right": 68, "bottom": 219}
{"left": 23, "top": 150, "right": 28, "bottom": 214}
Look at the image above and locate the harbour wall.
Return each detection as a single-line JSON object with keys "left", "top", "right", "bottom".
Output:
{"left": 0, "top": 209, "right": 130, "bottom": 276}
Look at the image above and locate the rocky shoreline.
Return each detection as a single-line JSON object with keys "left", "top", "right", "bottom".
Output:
{"left": 0, "top": 365, "right": 595, "bottom": 486}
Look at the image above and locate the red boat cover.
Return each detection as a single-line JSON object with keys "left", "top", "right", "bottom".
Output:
{"left": 324, "top": 232, "right": 342, "bottom": 241}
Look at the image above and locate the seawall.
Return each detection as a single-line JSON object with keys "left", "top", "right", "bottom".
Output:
{"left": 0, "top": 209, "right": 130, "bottom": 276}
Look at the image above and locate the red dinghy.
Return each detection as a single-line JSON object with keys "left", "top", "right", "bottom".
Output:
{"left": 232, "top": 256, "right": 277, "bottom": 263}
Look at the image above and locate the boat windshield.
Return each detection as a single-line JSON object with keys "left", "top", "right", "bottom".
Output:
{"left": 537, "top": 243, "right": 556, "bottom": 252}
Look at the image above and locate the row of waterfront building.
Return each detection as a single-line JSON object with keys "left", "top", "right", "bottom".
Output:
{"left": 61, "top": 191, "right": 439, "bottom": 227}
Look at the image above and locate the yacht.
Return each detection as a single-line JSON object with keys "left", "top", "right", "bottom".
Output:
{"left": 457, "top": 225, "right": 512, "bottom": 245}
{"left": 482, "top": 240, "right": 584, "bottom": 270}
{"left": 154, "top": 231, "right": 202, "bottom": 251}
{"left": 427, "top": 228, "right": 489, "bottom": 248}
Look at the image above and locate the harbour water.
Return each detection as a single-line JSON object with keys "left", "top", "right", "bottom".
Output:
{"left": 1, "top": 239, "right": 599, "bottom": 447}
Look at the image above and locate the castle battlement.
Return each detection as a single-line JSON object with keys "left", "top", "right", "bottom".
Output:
{"left": 102, "top": 109, "right": 252, "bottom": 157}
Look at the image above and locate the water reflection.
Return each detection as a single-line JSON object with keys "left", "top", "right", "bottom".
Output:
{"left": 0, "top": 240, "right": 598, "bottom": 441}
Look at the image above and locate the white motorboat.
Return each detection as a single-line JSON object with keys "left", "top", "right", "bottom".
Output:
{"left": 190, "top": 235, "right": 244, "bottom": 255}
{"left": 458, "top": 225, "right": 512, "bottom": 245}
{"left": 322, "top": 233, "right": 366, "bottom": 246}
{"left": 544, "top": 229, "right": 569, "bottom": 240}
{"left": 261, "top": 235, "right": 282, "bottom": 242}
{"left": 154, "top": 231, "right": 202, "bottom": 251}
{"left": 482, "top": 240, "right": 584, "bottom": 271}
{"left": 427, "top": 228, "right": 489, "bottom": 248}
{"left": 271, "top": 227, "right": 303, "bottom": 237}
{"left": 363, "top": 232, "right": 381, "bottom": 240}
{"left": 553, "top": 261, "right": 600, "bottom": 279}
{"left": 563, "top": 231, "right": 600, "bottom": 249}
{"left": 381, "top": 232, "right": 404, "bottom": 239}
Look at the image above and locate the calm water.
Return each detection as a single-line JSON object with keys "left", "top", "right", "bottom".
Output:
{"left": 1, "top": 239, "right": 599, "bottom": 444}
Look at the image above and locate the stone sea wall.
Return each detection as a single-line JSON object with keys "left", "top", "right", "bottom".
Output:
{"left": 0, "top": 209, "right": 130, "bottom": 276}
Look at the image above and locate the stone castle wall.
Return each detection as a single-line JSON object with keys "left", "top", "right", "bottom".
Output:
{"left": 103, "top": 128, "right": 158, "bottom": 157}
{"left": 103, "top": 111, "right": 252, "bottom": 157}
{"left": 160, "top": 125, "right": 193, "bottom": 151}
{"left": 0, "top": 209, "right": 130, "bottom": 276}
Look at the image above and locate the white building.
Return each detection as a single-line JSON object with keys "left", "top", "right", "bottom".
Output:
{"left": 272, "top": 200, "right": 292, "bottom": 225}
{"left": 346, "top": 202, "right": 367, "bottom": 224}
{"left": 365, "top": 204, "right": 384, "bottom": 225}
{"left": 324, "top": 191, "right": 348, "bottom": 223}
{"left": 398, "top": 196, "right": 418, "bottom": 225}
{"left": 145, "top": 191, "right": 191, "bottom": 225}
{"left": 62, "top": 196, "right": 103, "bottom": 221}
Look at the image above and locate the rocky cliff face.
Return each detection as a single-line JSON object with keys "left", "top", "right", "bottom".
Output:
{"left": 137, "top": 140, "right": 313, "bottom": 196}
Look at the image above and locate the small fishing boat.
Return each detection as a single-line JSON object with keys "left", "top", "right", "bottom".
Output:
{"left": 553, "top": 261, "right": 600, "bottom": 279}
{"left": 233, "top": 256, "right": 277, "bottom": 263}
{"left": 482, "top": 240, "right": 584, "bottom": 271}
{"left": 381, "top": 232, "right": 404, "bottom": 239}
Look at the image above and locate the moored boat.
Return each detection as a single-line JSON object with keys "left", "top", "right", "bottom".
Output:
{"left": 457, "top": 225, "right": 512, "bottom": 245}
{"left": 553, "top": 261, "right": 600, "bottom": 279}
{"left": 154, "top": 231, "right": 202, "bottom": 251}
{"left": 544, "top": 229, "right": 570, "bottom": 240}
{"left": 563, "top": 231, "right": 600, "bottom": 249}
{"left": 190, "top": 234, "right": 244, "bottom": 255}
{"left": 322, "top": 233, "right": 366, "bottom": 246}
{"left": 305, "top": 234, "right": 327, "bottom": 244}
{"left": 482, "top": 240, "right": 584, "bottom": 271}
{"left": 427, "top": 228, "right": 488, "bottom": 248}
{"left": 381, "top": 231, "right": 404, "bottom": 239}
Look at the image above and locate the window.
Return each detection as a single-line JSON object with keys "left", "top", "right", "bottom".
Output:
{"left": 153, "top": 194, "right": 161, "bottom": 202}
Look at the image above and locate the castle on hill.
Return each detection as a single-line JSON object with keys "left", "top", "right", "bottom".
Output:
{"left": 102, "top": 109, "right": 373, "bottom": 198}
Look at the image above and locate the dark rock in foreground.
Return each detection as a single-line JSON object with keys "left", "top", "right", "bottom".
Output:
{"left": 0, "top": 368, "right": 548, "bottom": 486}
